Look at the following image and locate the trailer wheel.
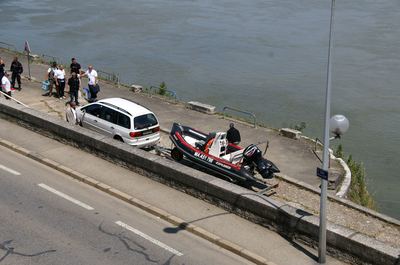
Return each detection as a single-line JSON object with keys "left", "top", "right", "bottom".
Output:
{"left": 171, "top": 147, "right": 183, "bottom": 161}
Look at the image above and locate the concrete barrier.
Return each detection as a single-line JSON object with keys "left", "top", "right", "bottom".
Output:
{"left": 0, "top": 99, "right": 398, "bottom": 265}
{"left": 186, "top": 101, "right": 216, "bottom": 114}
{"left": 280, "top": 128, "right": 302, "bottom": 139}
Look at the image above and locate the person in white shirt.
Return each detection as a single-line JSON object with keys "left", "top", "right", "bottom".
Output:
{"left": 1, "top": 72, "right": 12, "bottom": 99}
{"left": 81, "top": 65, "right": 98, "bottom": 102}
{"left": 46, "top": 61, "right": 58, "bottom": 97}
{"left": 54, "top": 64, "right": 66, "bottom": 99}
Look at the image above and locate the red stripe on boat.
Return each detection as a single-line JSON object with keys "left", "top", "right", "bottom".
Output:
{"left": 175, "top": 132, "right": 241, "bottom": 170}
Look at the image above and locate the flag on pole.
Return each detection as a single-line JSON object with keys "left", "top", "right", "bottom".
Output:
{"left": 24, "top": 40, "right": 32, "bottom": 80}
{"left": 24, "top": 40, "right": 31, "bottom": 53}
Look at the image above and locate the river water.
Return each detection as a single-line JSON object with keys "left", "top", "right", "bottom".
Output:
{"left": 1, "top": 0, "right": 399, "bottom": 219}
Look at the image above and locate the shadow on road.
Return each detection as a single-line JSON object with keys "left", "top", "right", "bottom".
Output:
{"left": 163, "top": 212, "right": 230, "bottom": 234}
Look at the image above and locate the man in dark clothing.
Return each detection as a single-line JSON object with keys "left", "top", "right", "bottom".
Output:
{"left": 70, "top": 58, "right": 81, "bottom": 74}
{"left": 226, "top": 123, "right": 241, "bottom": 145}
{"left": 10, "top": 56, "right": 23, "bottom": 90}
{"left": 68, "top": 72, "right": 80, "bottom": 105}
{"left": 0, "top": 58, "right": 5, "bottom": 80}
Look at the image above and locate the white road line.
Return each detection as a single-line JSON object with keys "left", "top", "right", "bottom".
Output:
{"left": 0, "top": 164, "right": 21, "bottom": 175}
{"left": 115, "top": 221, "right": 183, "bottom": 257}
{"left": 38, "top": 183, "right": 94, "bottom": 210}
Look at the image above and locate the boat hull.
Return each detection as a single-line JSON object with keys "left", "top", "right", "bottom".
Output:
{"left": 169, "top": 123, "right": 256, "bottom": 183}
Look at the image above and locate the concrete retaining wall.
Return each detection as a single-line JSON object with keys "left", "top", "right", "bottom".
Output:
{"left": 0, "top": 99, "right": 398, "bottom": 265}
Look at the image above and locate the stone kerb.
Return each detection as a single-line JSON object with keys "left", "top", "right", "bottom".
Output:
{"left": 0, "top": 99, "right": 398, "bottom": 265}
{"left": 186, "top": 101, "right": 216, "bottom": 114}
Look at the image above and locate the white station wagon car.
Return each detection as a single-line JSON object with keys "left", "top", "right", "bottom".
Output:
{"left": 75, "top": 98, "right": 160, "bottom": 148}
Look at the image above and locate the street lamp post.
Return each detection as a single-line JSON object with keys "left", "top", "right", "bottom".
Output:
{"left": 318, "top": 0, "right": 336, "bottom": 263}
{"left": 318, "top": 114, "right": 349, "bottom": 264}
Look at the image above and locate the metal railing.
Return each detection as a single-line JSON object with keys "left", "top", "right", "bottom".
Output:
{"left": 313, "top": 137, "right": 331, "bottom": 167}
{"left": 41, "top": 54, "right": 60, "bottom": 64}
{"left": 148, "top": 86, "right": 177, "bottom": 99}
{"left": 97, "top": 70, "right": 120, "bottom": 86}
{"left": 1, "top": 40, "right": 180, "bottom": 96}
{"left": 222, "top": 106, "right": 257, "bottom": 128}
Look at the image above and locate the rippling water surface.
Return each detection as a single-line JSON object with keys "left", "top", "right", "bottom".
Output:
{"left": 1, "top": 0, "right": 399, "bottom": 218}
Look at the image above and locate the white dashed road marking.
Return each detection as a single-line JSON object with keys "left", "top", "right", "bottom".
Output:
{"left": 115, "top": 221, "right": 183, "bottom": 257}
{"left": 0, "top": 164, "right": 21, "bottom": 175}
{"left": 38, "top": 183, "right": 94, "bottom": 210}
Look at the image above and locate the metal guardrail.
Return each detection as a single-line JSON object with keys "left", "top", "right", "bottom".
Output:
{"left": 0, "top": 41, "right": 17, "bottom": 52}
{"left": 222, "top": 106, "right": 257, "bottom": 128}
{"left": 1, "top": 40, "right": 174, "bottom": 95}
{"left": 97, "top": 70, "right": 120, "bottom": 86}
{"left": 41, "top": 54, "right": 60, "bottom": 64}
{"left": 148, "top": 86, "right": 177, "bottom": 99}
{"left": 313, "top": 137, "right": 331, "bottom": 167}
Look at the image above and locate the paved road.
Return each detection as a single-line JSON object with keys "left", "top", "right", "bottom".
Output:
{"left": 0, "top": 147, "right": 254, "bottom": 265}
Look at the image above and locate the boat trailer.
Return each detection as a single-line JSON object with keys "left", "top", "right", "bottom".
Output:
{"left": 153, "top": 145, "right": 278, "bottom": 197}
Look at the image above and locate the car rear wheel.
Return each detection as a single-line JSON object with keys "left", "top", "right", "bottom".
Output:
{"left": 114, "top": 135, "right": 124, "bottom": 142}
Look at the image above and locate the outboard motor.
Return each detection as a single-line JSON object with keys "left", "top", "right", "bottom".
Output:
{"left": 243, "top": 144, "right": 280, "bottom": 179}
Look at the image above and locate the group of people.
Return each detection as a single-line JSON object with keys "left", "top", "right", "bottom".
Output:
{"left": 0, "top": 55, "right": 99, "bottom": 105}
{"left": 1, "top": 55, "right": 242, "bottom": 143}
{"left": 1, "top": 56, "right": 24, "bottom": 99}
{"left": 46, "top": 58, "right": 100, "bottom": 105}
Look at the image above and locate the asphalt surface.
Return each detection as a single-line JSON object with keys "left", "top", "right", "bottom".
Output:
{"left": 0, "top": 146, "right": 254, "bottom": 265}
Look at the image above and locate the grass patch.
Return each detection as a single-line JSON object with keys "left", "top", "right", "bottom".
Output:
{"left": 334, "top": 144, "right": 376, "bottom": 209}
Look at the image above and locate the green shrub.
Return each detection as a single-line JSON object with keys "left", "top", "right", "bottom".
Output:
{"left": 158, "top": 82, "right": 167, "bottom": 96}
{"left": 294, "top": 122, "right": 306, "bottom": 132}
{"left": 289, "top": 122, "right": 306, "bottom": 132}
{"left": 335, "top": 145, "right": 376, "bottom": 209}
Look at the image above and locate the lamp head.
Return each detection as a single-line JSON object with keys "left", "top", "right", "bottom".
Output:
{"left": 330, "top": 115, "right": 349, "bottom": 137}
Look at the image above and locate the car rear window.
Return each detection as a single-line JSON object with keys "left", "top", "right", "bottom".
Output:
{"left": 134, "top": 114, "right": 158, "bottom": 130}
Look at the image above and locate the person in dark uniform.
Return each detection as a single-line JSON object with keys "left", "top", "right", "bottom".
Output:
{"left": 226, "top": 123, "right": 241, "bottom": 145}
{"left": 70, "top": 58, "right": 81, "bottom": 74}
{"left": 68, "top": 72, "right": 80, "bottom": 105}
{"left": 0, "top": 58, "right": 5, "bottom": 80}
{"left": 10, "top": 56, "right": 23, "bottom": 90}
